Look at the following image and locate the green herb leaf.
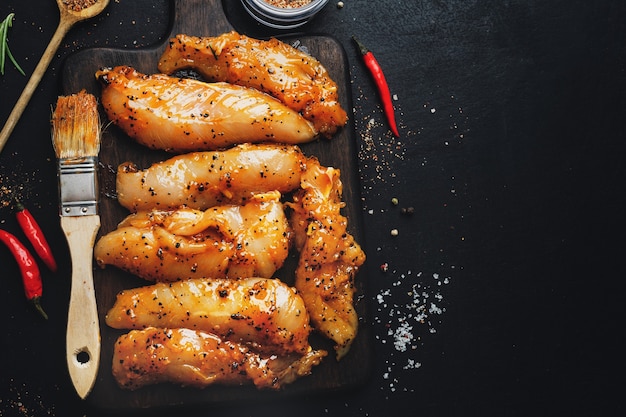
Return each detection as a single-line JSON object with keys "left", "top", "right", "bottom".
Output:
{"left": 1, "top": 13, "right": 25, "bottom": 76}
{"left": 6, "top": 45, "right": 25, "bottom": 76}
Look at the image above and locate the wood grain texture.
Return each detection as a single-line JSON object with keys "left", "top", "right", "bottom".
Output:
{"left": 63, "top": 215, "right": 101, "bottom": 399}
{"left": 61, "top": 0, "right": 370, "bottom": 410}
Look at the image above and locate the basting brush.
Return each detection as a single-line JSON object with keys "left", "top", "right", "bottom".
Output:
{"left": 51, "top": 90, "right": 101, "bottom": 399}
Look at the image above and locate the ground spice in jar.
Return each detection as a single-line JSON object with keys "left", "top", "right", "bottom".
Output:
{"left": 62, "top": 0, "right": 98, "bottom": 12}
{"left": 264, "top": 0, "right": 313, "bottom": 8}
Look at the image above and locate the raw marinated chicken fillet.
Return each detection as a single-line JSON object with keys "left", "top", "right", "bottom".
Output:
{"left": 158, "top": 32, "right": 347, "bottom": 138}
{"left": 288, "top": 159, "right": 366, "bottom": 359}
{"left": 96, "top": 66, "right": 317, "bottom": 152}
{"left": 94, "top": 192, "right": 291, "bottom": 281}
{"left": 115, "top": 143, "right": 308, "bottom": 212}
{"left": 105, "top": 277, "right": 312, "bottom": 355}
{"left": 113, "top": 327, "right": 327, "bottom": 390}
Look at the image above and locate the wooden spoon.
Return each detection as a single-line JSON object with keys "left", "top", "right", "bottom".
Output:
{"left": 0, "top": 0, "right": 110, "bottom": 155}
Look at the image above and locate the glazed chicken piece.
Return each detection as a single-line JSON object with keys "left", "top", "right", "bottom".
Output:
{"left": 94, "top": 192, "right": 291, "bottom": 282}
{"left": 96, "top": 66, "right": 317, "bottom": 152}
{"left": 112, "top": 327, "right": 327, "bottom": 390}
{"left": 106, "top": 277, "right": 311, "bottom": 355}
{"left": 158, "top": 32, "right": 348, "bottom": 138}
{"left": 287, "top": 159, "right": 366, "bottom": 360}
{"left": 116, "top": 143, "right": 307, "bottom": 212}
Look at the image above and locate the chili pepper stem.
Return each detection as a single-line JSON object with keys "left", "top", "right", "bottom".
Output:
{"left": 32, "top": 297, "right": 49, "bottom": 320}
{"left": 352, "top": 35, "right": 370, "bottom": 56}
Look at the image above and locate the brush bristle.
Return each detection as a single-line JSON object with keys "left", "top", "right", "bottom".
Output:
{"left": 51, "top": 90, "right": 101, "bottom": 159}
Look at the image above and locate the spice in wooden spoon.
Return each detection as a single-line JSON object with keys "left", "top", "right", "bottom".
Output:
{"left": 0, "top": 0, "right": 110, "bottom": 155}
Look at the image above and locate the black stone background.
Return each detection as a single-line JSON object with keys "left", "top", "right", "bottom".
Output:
{"left": 0, "top": 1, "right": 624, "bottom": 416}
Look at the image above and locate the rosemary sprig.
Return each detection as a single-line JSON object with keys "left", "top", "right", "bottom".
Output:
{"left": 0, "top": 13, "right": 25, "bottom": 76}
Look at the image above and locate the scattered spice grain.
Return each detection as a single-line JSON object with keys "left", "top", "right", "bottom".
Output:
{"left": 263, "top": 0, "right": 313, "bottom": 8}
{"left": 62, "top": 0, "right": 98, "bottom": 12}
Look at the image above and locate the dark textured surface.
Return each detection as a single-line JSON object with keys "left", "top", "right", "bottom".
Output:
{"left": 1, "top": 0, "right": 624, "bottom": 416}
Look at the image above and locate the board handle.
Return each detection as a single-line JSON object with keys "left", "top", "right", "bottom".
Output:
{"left": 63, "top": 215, "right": 101, "bottom": 399}
{"left": 170, "top": 0, "right": 234, "bottom": 37}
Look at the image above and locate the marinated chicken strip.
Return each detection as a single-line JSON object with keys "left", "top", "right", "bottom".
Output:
{"left": 116, "top": 143, "right": 307, "bottom": 212}
{"left": 288, "top": 160, "right": 366, "bottom": 359}
{"left": 158, "top": 32, "right": 347, "bottom": 138}
{"left": 113, "top": 327, "right": 326, "bottom": 390}
{"left": 94, "top": 192, "right": 291, "bottom": 281}
{"left": 96, "top": 66, "right": 317, "bottom": 152}
{"left": 106, "top": 277, "right": 311, "bottom": 355}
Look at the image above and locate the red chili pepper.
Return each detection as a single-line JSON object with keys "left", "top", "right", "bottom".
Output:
{"left": 14, "top": 200, "right": 57, "bottom": 272}
{"left": 0, "top": 229, "right": 48, "bottom": 319}
{"left": 352, "top": 36, "right": 400, "bottom": 137}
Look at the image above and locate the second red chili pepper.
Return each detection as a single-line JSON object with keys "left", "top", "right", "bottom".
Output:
{"left": 0, "top": 228, "right": 48, "bottom": 319}
{"left": 352, "top": 36, "right": 400, "bottom": 137}
{"left": 14, "top": 200, "right": 57, "bottom": 272}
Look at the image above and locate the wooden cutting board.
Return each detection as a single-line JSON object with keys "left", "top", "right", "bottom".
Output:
{"left": 61, "top": 0, "right": 371, "bottom": 410}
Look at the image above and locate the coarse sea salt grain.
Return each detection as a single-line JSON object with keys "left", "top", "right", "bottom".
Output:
{"left": 403, "top": 358, "right": 421, "bottom": 370}
{"left": 429, "top": 303, "right": 443, "bottom": 315}
{"left": 391, "top": 321, "right": 414, "bottom": 352}
{"left": 372, "top": 267, "right": 453, "bottom": 393}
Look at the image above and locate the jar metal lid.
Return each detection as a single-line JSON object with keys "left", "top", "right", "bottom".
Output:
{"left": 241, "top": 0, "right": 330, "bottom": 29}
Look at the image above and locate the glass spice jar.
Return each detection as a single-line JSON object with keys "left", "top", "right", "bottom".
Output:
{"left": 241, "top": 0, "right": 330, "bottom": 29}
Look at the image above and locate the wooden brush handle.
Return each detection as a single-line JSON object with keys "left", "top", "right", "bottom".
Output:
{"left": 62, "top": 215, "right": 101, "bottom": 399}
